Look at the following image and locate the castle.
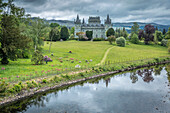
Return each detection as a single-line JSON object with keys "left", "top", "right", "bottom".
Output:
{"left": 74, "top": 14, "right": 112, "bottom": 39}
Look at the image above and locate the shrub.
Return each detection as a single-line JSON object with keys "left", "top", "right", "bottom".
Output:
{"left": 0, "top": 81, "right": 8, "bottom": 96}
{"left": 116, "top": 37, "right": 126, "bottom": 47}
{"left": 26, "top": 81, "right": 34, "bottom": 89}
{"left": 78, "top": 73, "right": 84, "bottom": 77}
{"left": 161, "top": 39, "right": 168, "bottom": 47}
{"left": 13, "top": 84, "right": 22, "bottom": 93}
{"left": 108, "top": 35, "right": 116, "bottom": 44}
{"left": 42, "top": 79, "right": 47, "bottom": 84}
{"left": 31, "top": 50, "right": 44, "bottom": 65}
{"left": 154, "top": 58, "right": 160, "bottom": 63}
{"left": 44, "top": 56, "right": 53, "bottom": 62}
{"left": 93, "top": 38, "right": 104, "bottom": 41}
{"left": 131, "top": 34, "right": 139, "bottom": 44}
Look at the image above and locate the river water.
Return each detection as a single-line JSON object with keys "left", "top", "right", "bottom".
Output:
{"left": 1, "top": 65, "right": 170, "bottom": 113}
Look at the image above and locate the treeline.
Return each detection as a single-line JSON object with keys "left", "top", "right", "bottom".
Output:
{"left": 0, "top": 0, "right": 74, "bottom": 65}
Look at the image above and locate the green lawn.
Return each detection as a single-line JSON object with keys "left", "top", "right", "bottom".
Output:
{"left": 106, "top": 43, "right": 169, "bottom": 63}
{"left": 0, "top": 41, "right": 112, "bottom": 82}
{"left": 0, "top": 41, "right": 169, "bottom": 82}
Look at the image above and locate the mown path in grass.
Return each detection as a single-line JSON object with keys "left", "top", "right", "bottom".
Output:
{"left": 97, "top": 46, "right": 114, "bottom": 65}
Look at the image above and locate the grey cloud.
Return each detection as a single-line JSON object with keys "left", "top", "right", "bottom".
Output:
{"left": 14, "top": 0, "right": 170, "bottom": 25}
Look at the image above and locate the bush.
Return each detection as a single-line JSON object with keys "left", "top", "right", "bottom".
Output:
{"left": 131, "top": 34, "right": 139, "bottom": 44}
{"left": 42, "top": 79, "right": 47, "bottom": 84}
{"left": 108, "top": 35, "right": 116, "bottom": 44}
{"left": 93, "top": 38, "right": 104, "bottom": 41}
{"left": 31, "top": 50, "right": 44, "bottom": 65}
{"left": 116, "top": 37, "right": 126, "bottom": 47}
{"left": 0, "top": 81, "right": 8, "bottom": 96}
{"left": 161, "top": 39, "right": 168, "bottom": 47}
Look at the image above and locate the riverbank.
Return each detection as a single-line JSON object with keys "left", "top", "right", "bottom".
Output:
{"left": 0, "top": 59, "right": 170, "bottom": 107}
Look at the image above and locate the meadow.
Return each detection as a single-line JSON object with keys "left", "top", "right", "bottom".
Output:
{"left": 0, "top": 41, "right": 169, "bottom": 82}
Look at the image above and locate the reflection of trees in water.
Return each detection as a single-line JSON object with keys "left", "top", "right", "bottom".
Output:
{"left": 105, "top": 78, "right": 111, "bottom": 87}
{"left": 0, "top": 92, "right": 54, "bottom": 113}
{"left": 154, "top": 66, "right": 163, "bottom": 76}
{"left": 130, "top": 72, "right": 138, "bottom": 83}
{"left": 130, "top": 68, "right": 159, "bottom": 83}
{"left": 165, "top": 65, "right": 170, "bottom": 83}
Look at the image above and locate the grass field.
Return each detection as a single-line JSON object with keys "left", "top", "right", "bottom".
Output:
{"left": 106, "top": 43, "right": 169, "bottom": 63}
{"left": 0, "top": 41, "right": 169, "bottom": 82}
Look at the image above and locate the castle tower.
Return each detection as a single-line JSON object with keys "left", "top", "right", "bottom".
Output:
{"left": 105, "top": 14, "right": 112, "bottom": 38}
{"left": 74, "top": 15, "right": 81, "bottom": 38}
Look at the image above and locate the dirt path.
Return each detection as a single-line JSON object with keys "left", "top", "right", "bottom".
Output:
{"left": 96, "top": 46, "right": 114, "bottom": 65}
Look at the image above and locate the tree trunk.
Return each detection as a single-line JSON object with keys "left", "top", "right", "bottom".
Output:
{"left": 1, "top": 50, "right": 9, "bottom": 64}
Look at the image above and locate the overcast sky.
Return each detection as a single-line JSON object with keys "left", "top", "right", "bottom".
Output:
{"left": 14, "top": 0, "right": 170, "bottom": 25}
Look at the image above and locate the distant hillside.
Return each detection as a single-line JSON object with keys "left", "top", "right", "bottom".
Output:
{"left": 32, "top": 18, "right": 170, "bottom": 33}
{"left": 113, "top": 22, "right": 170, "bottom": 33}
{"left": 46, "top": 19, "right": 74, "bottom": 28}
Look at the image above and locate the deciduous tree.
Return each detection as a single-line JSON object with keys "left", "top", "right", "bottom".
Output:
{"left": 106, "top": 28, "right": 115, "bottom": 37}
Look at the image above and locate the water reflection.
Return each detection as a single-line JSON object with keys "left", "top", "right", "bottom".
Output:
{"left": 0, "top": 64, "right": 170, "bottom": 113}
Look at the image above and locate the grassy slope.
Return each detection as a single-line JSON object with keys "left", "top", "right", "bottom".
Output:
{"left": 0, "top": 41, "right": 169, "bottom": 82}
{"left": 106, "top": 43, "right": 169, "bottom": 63}
{"left": 0, "top": 41, "right": 111, "bottom": 80}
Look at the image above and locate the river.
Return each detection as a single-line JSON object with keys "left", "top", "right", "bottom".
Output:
{"left": 0, "top": 65, "right": 170, "bottom": 113}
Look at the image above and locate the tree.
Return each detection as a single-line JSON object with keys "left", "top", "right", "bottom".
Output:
{"left": 163, "top": 28, "right": 166, "bottom": 35}
{"left": 49, "top": 28, "right": 60, "bottom": 41}
{"left": 0, "top": 0, "right": 32, "bottom": 64}
{"left": 76, "top": 32, "right": 88, "bottom": 41}
{"left": 154, "top": 30, "right": 163, "bottom": 42}
{"left": 60, "top": 26, "right": 69, "bottom": 41}
{"left": 144, "top": 24, "right": 155, "bottom": 44}
{"left": 108, "top": 35, "right": 116, "bottom": 44}
{"left": 50, "top": 23, "right": 59, "bottom": 28}
{"left": 131, "top": 34, "right": 139, "bottom": 44}
{"left": 30, "top": 18, "right": 48, "bottom": 51}
{"left": 70, "top": 27, "right": 75, "bottom": 35}
{"left": 86, "top": 31, "right": 93, "bottom": 40}
{"left": 155, "top": 26, "right": 158, "bottom": 31}
{"left": 165, "top": 27, "right": 170, "bottom": 39}
{"left": 131, "top": 22, "right": 139, "bottom": 35}
{"left": 106, "top": 28, "right": 115, "bottom": 37}
{"left": 168, "top": 39, "right": 170, "bottom": 53}
{"left": 138, "top": 30, "right": 144, "bottom": 40}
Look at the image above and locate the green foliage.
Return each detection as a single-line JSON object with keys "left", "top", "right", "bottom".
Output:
{"left": 26, "top": 81, "right": 34, "bottom": 88}
{"left": 161, "top": 39, "right": 168, "bottom": 47}
{"left": 31, "top": 50, "right": 44, "bottom": 65}
{"left": 49, "top": 28, "right": 60, "bottom": 41}
{"left": 165, "top": 27, "right": 170, "bottom": 39}
{"left": 30, "top": 18, "right": 48, "bottom": 50}
{"left": 116, "top": 37, "right": 126, "bottom": 47}
{"left": 70, "top": 27, "right": 75, "bottom": 35}
{"left": 131, "top": 34, "right": 139, "bottom": 44}
{"left": 93, "top": 38, "right": 104, "bottom": 41}
{"left": 13, "top": 84, "right": 22, "bottom": 93}
{"left": 0, "top": 1, "right": 32, "bottom": 64}
{"left": 78, "top": 73, "right": 84, "bottom": 77}
{"left": 50, "top": 23, "right": 59, "bottom": 28}
{"left": 168, "top": 39, "right": 170, "bottom": 53}
{"left": 115, "top": 28, "right": 128, "bottom": 39}
{"left": 86, "top": 31, "right": 93, "bottom": 40}
{"left": 131, "top": 22, "right": 139, "bottom": 35}
{"left": 106, "top": 28, "right": 115, "bottom": 37}
{"left": 154, "top": 30, "right": 163, "bottom": 42}
{"left": 60, "top": 26, "right": 69, "bottom": 41}
{"left": 0, "top": 81, "right": 8, "bottom": 96}
{"left": 108, "top": 35, "right": 116, "bottom": 44}
{"left": 42, "top": 79, "right": 47, "bottom": 84}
